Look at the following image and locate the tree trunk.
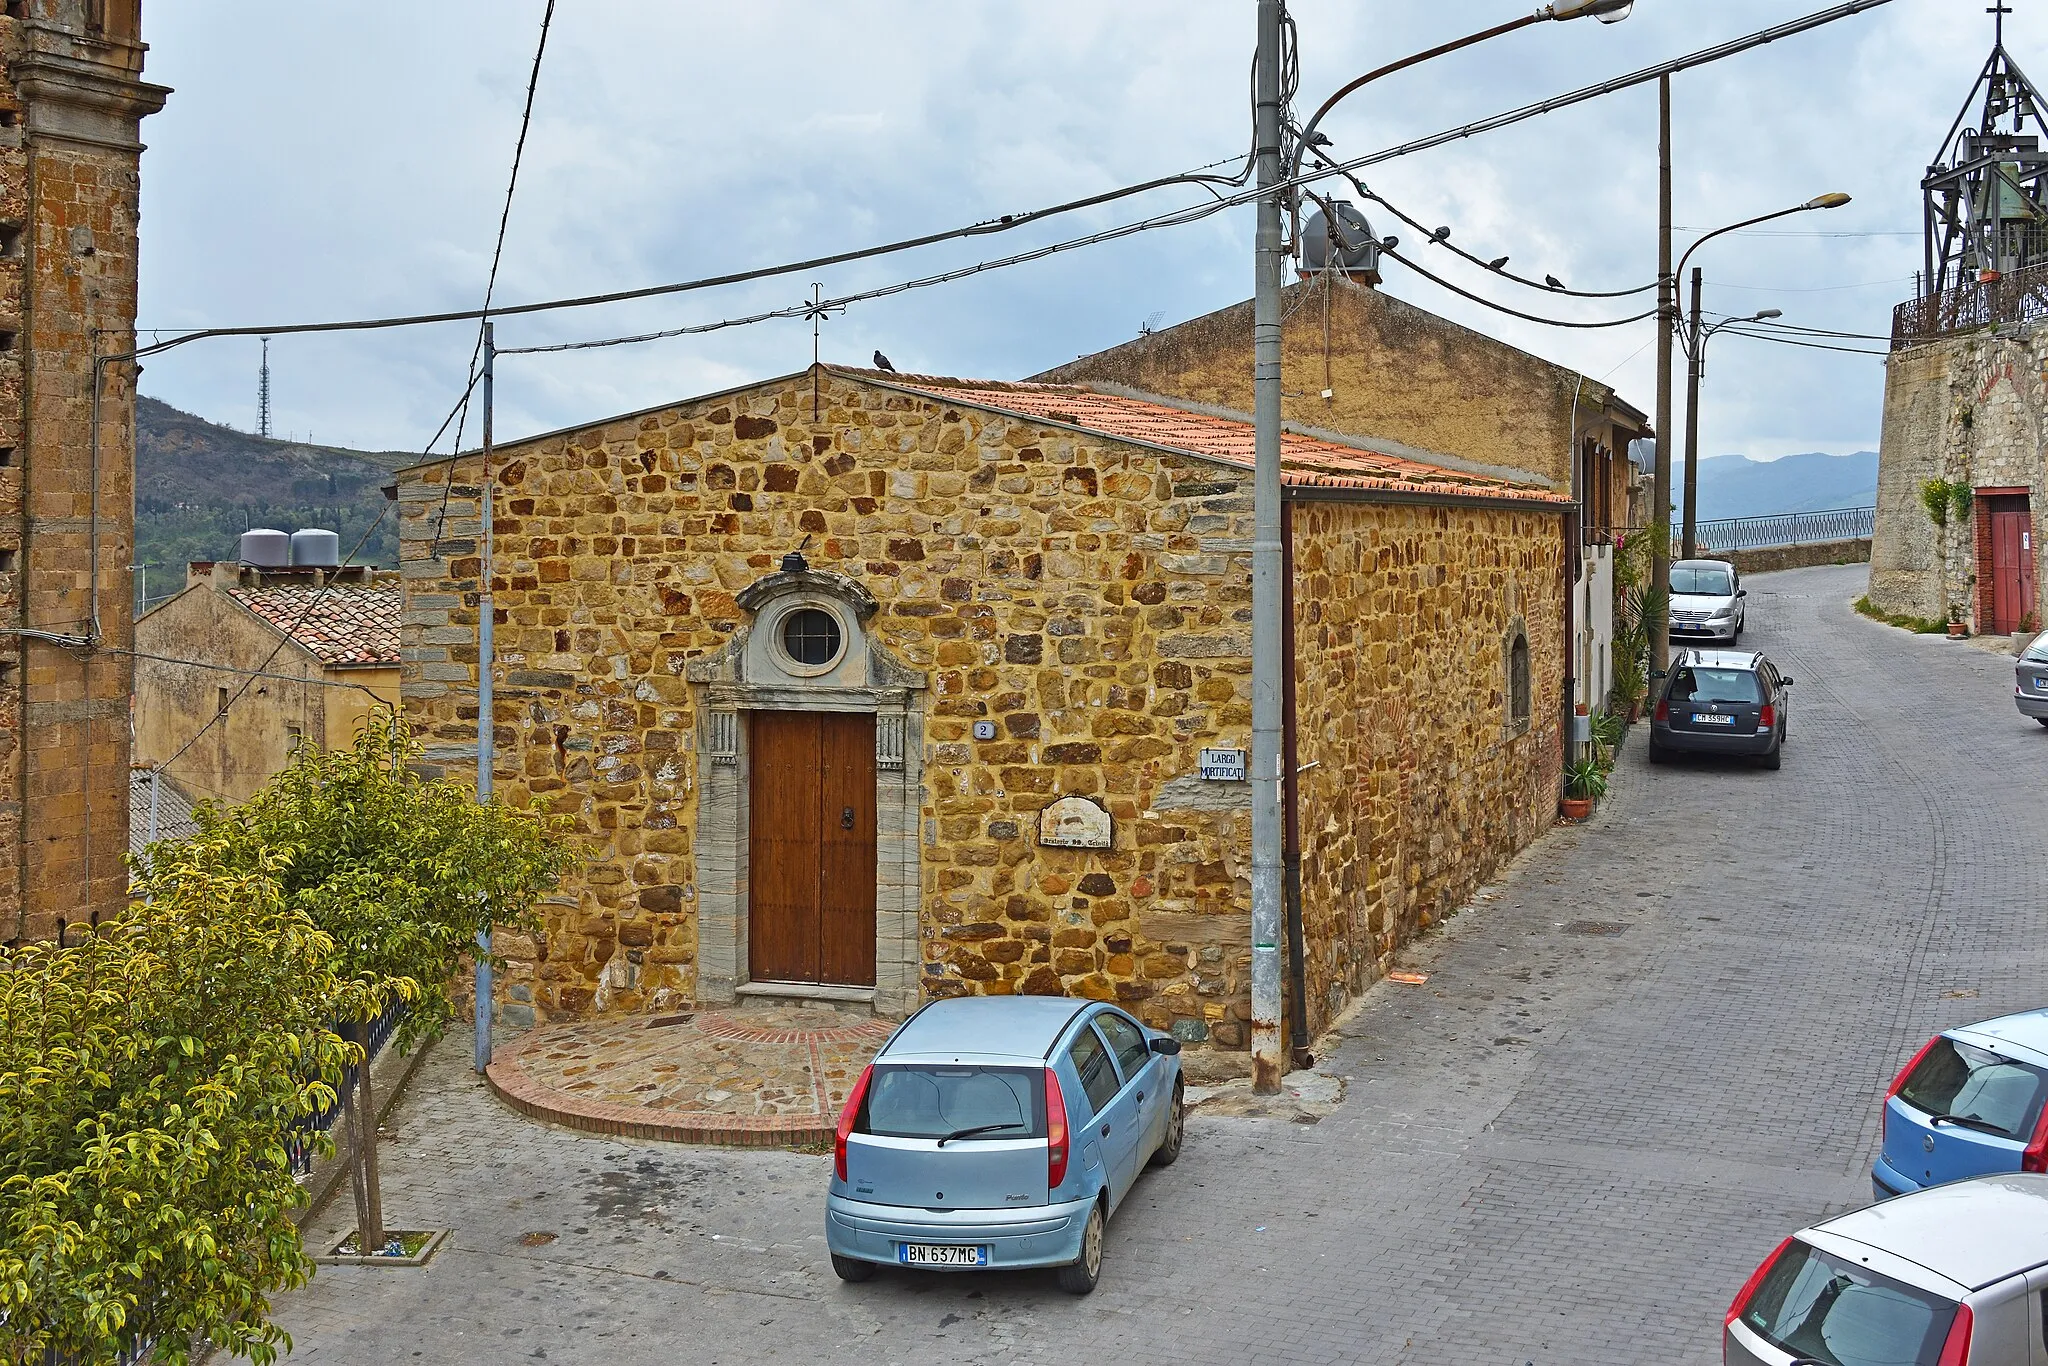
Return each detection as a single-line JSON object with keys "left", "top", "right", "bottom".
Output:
{"left": 342, "top": 1019, "right": 386, "bottom": 1254}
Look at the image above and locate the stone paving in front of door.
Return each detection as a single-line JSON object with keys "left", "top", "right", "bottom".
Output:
{"left": 485, "top": 1004, "right": 894, "bottom": 1146}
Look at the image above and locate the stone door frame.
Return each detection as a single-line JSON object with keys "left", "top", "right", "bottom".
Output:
{"left": 686, "top": 567, "right": 925, "bottom": 1016}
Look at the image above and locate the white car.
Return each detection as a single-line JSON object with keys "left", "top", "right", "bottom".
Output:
{"left": 1669, "top": 558, "right": 1746, "bottom": 644}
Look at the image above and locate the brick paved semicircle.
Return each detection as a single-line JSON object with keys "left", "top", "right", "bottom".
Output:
{"left": 484, "top": 1008, "right": 897, "bottom": 1148}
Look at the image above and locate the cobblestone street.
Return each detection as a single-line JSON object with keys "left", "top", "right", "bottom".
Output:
{"left": 273, "top": 563, "right": 2048, "bottom": 1365}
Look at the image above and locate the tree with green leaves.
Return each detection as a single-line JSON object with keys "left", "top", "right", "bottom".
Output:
{"left": 0, "top": 843, "right": 368, "bottom": 1366}
{"left": 192, "top": 713, "right": 573, "bottom": 1259}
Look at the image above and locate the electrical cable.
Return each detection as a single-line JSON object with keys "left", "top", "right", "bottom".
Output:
{"left": 1343, "top": 175, "right": 1656, "bottom": 298}
{"left": 1716, "top": 329, "right": 1889, "bottom": 356}
{"left": 434, "top": 0, "right": 557, "bottom": 558}
{"left": 1377, "top": 242, "right": 1658, "bottom": 329}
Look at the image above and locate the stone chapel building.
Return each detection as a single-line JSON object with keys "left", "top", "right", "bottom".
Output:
{"left": 397, "top": 367, "right": 1570, "bottom": 1047}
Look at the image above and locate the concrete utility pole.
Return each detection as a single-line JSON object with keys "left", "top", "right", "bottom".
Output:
{"left": 1682, "top": 266, "right": 1703, "bottom": 561}
{"left": 1650, "top": 74, "right": 1674, "bottom": 684}
{"left": 475, "top": 320, "right": 496, "bottom": 1075}
{"left": 1248, "top": 0, "right": 1287, "bottom": 1094}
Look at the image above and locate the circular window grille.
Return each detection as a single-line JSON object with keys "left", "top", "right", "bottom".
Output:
{"left": 781, "top": 607, "right": 843, "bottom": 667}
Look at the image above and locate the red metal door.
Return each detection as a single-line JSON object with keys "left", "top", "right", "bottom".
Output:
{"left": 1988, "top": 502, "right": 2034, "bottom": 634}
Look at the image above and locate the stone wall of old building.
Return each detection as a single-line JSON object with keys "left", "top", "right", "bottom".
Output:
{"left": 399, "top": 372, "right": 1260, "bottom": 1039}
{"left": 1034, "top": 273, "right": 1607, "bottom": 490}
{"left": 1288, "top": 498, "right": 1565, "bottom": 1037}
{"left": 1871, "top": 332, "right": 2047, "bottom": 629}
{"left": 1, "top": 3, "right": 166, "bottom": 941}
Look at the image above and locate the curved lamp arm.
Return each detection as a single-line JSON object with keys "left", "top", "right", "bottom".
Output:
{"left": 1674, "top": 193, "right": 1851, "bottom": 283}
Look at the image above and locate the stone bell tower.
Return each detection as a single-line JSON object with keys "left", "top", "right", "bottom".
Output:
{"left": 0, "top": 0, "right": 168, "bottom": 942}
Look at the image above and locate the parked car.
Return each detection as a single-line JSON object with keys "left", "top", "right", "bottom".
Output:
{"left": 1724, "top": 1174, "right": 2048, "bottom": 1366}
{"left": 2017, "top": 632, "right": 2048, "bottom": 727}
{"left": 1647, "top": 648, "right": 1791, "bottom": 769}
{"left": 826, "top": 996, "right": 1184, "bottom": 1295}
{"left": 1669, "top": 558, "right": 1746, "bottom": 644}
{"left": 1872, "top": 1008, "right": 2048, "bottom": 1200}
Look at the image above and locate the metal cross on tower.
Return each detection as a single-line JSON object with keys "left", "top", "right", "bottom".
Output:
{"left": 1920, "top": 4, "right": 2048, "bottom": 295}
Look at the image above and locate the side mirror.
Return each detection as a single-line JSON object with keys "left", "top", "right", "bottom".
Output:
{"left": 1650, "top": 669, "right": 1668, "bottom": 681}
{"left": 1737, "top": 588, "right": 1748, "bottom": 598}
{"left": 1780, "top": 676, "right": 1794, "bottom": 687}
{"left": 1149, "top": 1036, "right": 1182, "bottom": 1056}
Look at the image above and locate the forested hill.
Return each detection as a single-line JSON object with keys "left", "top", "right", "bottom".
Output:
{"left": 135, "top": 396, "right": 415, "bottom": 603}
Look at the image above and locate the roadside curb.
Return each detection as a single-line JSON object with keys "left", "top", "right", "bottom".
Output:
{"left": 293, "top": 1030, "right": 437, "bottom": 1229}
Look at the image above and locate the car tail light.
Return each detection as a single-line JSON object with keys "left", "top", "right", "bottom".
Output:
{"left": 834, "top": 1063, "right": 873, "bottom": 1182}
{"left": 1758, "top": 703, "right": 1775, "bottom": 731}
{"left": 2022, "top": 1100, "right": 2048, "bottom": 1173}
{"left": 1654, "top": 698, "right": 1669, "bottom": 722}
{"left": 1936, "top": 1302, "right": 1973, "bottom": 1366}
{"left": 1726, "top": 1237, "right": 1793, "bottom": 1329}
{"left": 1889, "top": 1035, "right": 1941, "bottom": 1099}
{"left": 1045, "top": 1067, "right": 1070, "bottom": 1188}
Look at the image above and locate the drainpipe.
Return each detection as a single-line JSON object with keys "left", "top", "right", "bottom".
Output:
{"left": 1280, "top": 499, "right": 1313, "bottom": 1070}
{"left": 1562, "top": 379, "right": 1585, "bottom": 786}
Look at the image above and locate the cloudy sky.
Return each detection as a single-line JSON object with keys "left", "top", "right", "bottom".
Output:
{"left": 134, "top": 1, "right": 1999, "bottom": 464}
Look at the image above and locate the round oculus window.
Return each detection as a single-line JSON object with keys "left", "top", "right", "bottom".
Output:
{"left": 780, "top": 607, "right": 843, "bottom": 668}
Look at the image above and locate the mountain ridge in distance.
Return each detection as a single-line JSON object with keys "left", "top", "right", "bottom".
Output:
{"left": 1677, "top": 450, "right": 1878, "bottom": 521}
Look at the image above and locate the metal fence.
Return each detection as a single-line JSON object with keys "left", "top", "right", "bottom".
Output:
{"left": 1892, "top": 261, "right": 2048, "bottom": 349}
{"left": 286, "top": 1001, "right": 407, "bottom": 1175}
{"left": 1693, "top": 506, "right": 1875, "bottom": 552}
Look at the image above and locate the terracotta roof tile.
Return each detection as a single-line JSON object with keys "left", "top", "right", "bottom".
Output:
{"left": 226, "top": 585, "right": 401, "bottom": 666}
{"left": 873, "top": 374, "right": 1567, "bottom": 504}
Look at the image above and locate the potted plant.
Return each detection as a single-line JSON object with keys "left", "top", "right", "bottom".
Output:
{"left": 1562, "top": 757, "right": 1607, "bottom": 820}
{"left": 1947, "top": 602, "right": 1969, "bottom": 639}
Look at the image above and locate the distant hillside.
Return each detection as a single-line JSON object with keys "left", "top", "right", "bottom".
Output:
{"left": 1682, "top": 450, "right": 1879, "bottom": 522}
{"left": 135, "top": 396, "right": 416, "bottom": 602}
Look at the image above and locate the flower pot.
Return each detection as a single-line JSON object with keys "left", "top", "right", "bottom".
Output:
{"left": 1560, "top": 796, "right": 1593, "bottom": 820}
{"left": 1947, "top": 622, "right": 1969, "bottom": 638}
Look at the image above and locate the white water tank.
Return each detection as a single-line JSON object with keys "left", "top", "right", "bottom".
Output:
{"left": 290, "top": 527, "right": 341, "bottom": 568}
{"left": 238, "top": 528, "right": 289, "bottom": 568}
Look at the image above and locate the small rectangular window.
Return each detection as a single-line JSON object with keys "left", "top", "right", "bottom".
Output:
{"left": 0, "top": 447, "right": 15, "bottom": 467}
{"left": 0, "top": 548, "right": 14, "bottom": 574}
{"left": 216, "top": 686, "right": 229, "bottom": 717}
{"left": 285, "top": 723, "right": 303, "bottom": 753}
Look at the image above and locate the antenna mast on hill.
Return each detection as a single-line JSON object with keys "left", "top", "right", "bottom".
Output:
{"left": 257, "top": 335, "right": 273, "bottom": 438}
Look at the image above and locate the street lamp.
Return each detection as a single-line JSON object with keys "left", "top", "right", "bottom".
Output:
{"left": 1249, "top": 1, "right": 1633, "bottom": 1093}
{"left": 1671, "top": 193, "right": 1850, "bottom": 559}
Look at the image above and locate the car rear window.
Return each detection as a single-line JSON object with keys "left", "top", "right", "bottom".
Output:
{"left": 1671, "top": 565, "right": 1733, "bottom": 595}
{"left": 1738, "top": 1240, "right": 1959, "bottom": 1366}
{"left": 1668, "top": 666, "right": 1761, "bottom": 704}
{"left": 2024, "top": 635, "right": 2048, "bottom": 663}
{"left": 858, "top": 1065, "right": 1046, "bottom": 1141}
{"left": 1897, "top": 1036, "right": 2048, "bottom": 1140}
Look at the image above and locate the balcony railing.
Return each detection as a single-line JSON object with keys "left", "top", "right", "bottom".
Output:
{"left": 1892, "top": 261, "right": 2048, "bottom": 349}
{"left": 1694, "top": 506, "right": 1874, "bottom": 552}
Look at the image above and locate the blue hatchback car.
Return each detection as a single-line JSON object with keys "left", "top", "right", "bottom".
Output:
{"left": 826, "top": 996, "right": 1185, "bottom": 1295}
{"left": 1873, "top": 1007, "right": 2048, "bottom": 1200}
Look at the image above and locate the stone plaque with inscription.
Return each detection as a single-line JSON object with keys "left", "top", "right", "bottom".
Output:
{"left": 1037, "top": 795, "right": 1112, "bottom": 849}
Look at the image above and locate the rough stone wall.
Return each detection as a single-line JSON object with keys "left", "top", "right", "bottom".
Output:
{"left": 398, "top": 373, "right": 1263, "bottom": 1039}
{"left": 3, "top": 6, "right": 165, "bottom": 940}
{"left": 0, "top": 20, "right": 27, "bottom": 940}
{"left": 1872, "top": 332, "right": 2047, "bottom": 626}
{"left": 1033, "top": 274, "right": 1597, "bottom": 489}
{"left": 1289, "top": 499, "right": 1564, "bottom": 1037}
{"left": 1727, "top": 539, "right": 1871, "bottom": 576}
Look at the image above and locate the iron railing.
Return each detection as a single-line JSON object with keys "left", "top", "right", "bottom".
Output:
{"left": 1892, "top": 261, "right": 2048, "bottom": 349}
{"left": 286, "top": 1000, "right": 408, "bottom": 1175}
{"left": 1694, "top": 505, "right": 1874, "bottom": 552}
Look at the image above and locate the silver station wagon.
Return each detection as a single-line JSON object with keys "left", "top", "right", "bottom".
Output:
{"left": 826, "top": 996, "right": 1185, "bottom": 1295}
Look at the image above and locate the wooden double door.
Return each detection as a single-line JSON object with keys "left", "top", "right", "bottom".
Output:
{"left": 747, "top": 711, "right": 877, "bottom": 987}
{"left": 1985, "top": 494, "right": 2037, "bottom": 635}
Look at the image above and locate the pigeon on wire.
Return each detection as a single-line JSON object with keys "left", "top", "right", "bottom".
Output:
{"left": 1430, "top": 225, "right": 1451, "bottom": 243}
{"left": 1544, "top": 275, "right": 1566, "bottom": 290}
{"left": 1487, "top": 255, "right": 1510, "bottom": 271}
{"left": 872, "top": 350, "right": 897, "bottom": 372}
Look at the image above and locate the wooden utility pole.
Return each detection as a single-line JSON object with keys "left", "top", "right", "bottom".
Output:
{"left": 1651, "top": 74, "right": 1675, "bottom": 681}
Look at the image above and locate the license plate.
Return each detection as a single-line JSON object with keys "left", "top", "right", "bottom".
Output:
{"left": 1691, "top": 713, "right": 1735, "bottom": 726}
{"left": 900, "top": 1243, "right": 989, "bottom": 1267}
{"left": 2035, "top": 679, "right": 2048, "bottom": 692}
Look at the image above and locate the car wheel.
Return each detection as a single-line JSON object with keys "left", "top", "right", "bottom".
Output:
{"left": 2038, "top": 717, "right": 2048, "bottom": 728}
{"left": 1149, "top": 1081, "right": 1185, "bottom": 1168}
{"left": 1757, "top": 743, "right": 1782, "bottom": 770}
{"left": 1056, "top": 1202, "right": 1105, "bottom": 1295}
{"left": 831, "top": 1254, "right": 876, "bottom": 1283}
{"left": 1647, "top": 741, "right": 1669, "bottom": 764}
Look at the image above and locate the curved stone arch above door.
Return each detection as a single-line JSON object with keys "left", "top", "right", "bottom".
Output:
{"left": 686, "top": 565, "right": 926, "bottom": 1015}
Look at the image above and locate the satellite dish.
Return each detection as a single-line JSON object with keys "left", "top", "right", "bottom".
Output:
{"left": 1301, "top": 201, "right": 1381, "bottom": 280}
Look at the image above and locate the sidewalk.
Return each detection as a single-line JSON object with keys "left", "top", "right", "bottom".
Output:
{"left": 484, "top": 1004, "right": 894, "bottom": 1147}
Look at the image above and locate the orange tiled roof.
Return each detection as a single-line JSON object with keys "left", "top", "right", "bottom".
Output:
{"left": 227, "top": 585, "right": 401, "bottom": 666}
{"left": 870, "top": 374, "right": 1568, "bottom": 504}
